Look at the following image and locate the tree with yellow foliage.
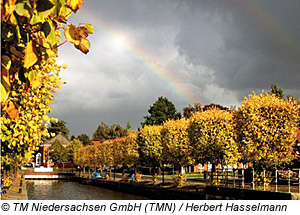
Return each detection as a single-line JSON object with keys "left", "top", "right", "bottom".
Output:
{"left": 189, "top": 108, "right": 240, "bottom": 167}
{"left": 99, "top": 140, "right": 114, "bottom": 169}
{"left": 111, "top": 137, "right": 125, "bottom": 169}
{"left": 123, "top": 133, "right": 139, "bottom": 168}
{"left": 137, "top": 125, "right": 163, "bottom": 178}
{"left": 236, "top": 93, "right": 300, "bottom": 169}
{"left": 161, "top": 118, "right": 194, "bottom": 173}
{"left": 1, "top": 0, "right": 93, "bottom": 172}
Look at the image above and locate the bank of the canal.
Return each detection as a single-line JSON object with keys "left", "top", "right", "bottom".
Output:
{"left": 73, "top": 177, "right": 298, "bottom": 200}
{"left": 2, "top": 172, "right": 299, "bottom": 200}
{"left": 73, "top": 177, "right": 206, "bottom": 200}
{"left": 1, "top": 174, "right": 28, "bottom": 200}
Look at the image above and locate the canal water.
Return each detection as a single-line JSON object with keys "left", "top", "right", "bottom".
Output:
{"left": 26, "top": 180, "right": 149, "bottom": 200}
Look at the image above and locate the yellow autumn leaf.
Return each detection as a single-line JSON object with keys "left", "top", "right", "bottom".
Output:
{"left": 15, "top": 0, "right": 31, "bottom": 18}
{"left": 66, "top": 0, "right": 83, "bottom": 13}
{"left": 6, "top": 100, "right": 19, "bottom": 119}
{"left": 1, "top": 77, "right": 10, "bottom": 103}
{"left": 85, "top": 23, "right": 93, "bottom": 34}
{"left": 75, "top": 38, "right": 90, "bottom": 54}
{"left": 24, "top": 40, "right": 38, "bottom": 69}
{"left": 64, "top": 23, "right": 79, "bottom": 44}
{"left": 2, "top": 55, "right": 12, "bottom": 72}
{"left": 77, "top": 26, "right": 89, "bottom": 38}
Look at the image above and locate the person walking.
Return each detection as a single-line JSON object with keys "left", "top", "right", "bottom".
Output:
{"left": 131, "top": 172, "right": 135, "bottom": 183}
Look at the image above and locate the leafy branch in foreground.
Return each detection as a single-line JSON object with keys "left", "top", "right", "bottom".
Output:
{"left": 1, "top": 0, "right": 93, "bottom": 168}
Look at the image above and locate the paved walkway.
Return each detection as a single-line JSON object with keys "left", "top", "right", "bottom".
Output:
{"left": 2, "top": 174, "right": 28, "bottom": 200}
{"left": 85, "top": 172, "right": 300, "bottom": 194}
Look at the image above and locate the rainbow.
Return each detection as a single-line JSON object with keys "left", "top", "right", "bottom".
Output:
{"left": 76, "top": 10, "right": 198, "bottom": 105}
{"left": 237, "top": 0, "right": 300, "bottom": 64}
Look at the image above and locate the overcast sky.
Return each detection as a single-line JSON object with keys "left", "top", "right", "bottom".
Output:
{"left": 51, "top": 0, "right": 300, "bottom": 137}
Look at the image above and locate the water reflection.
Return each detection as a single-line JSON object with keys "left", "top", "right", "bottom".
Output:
{"left": 26, "top": 180, "right": 149, "bottom": 200}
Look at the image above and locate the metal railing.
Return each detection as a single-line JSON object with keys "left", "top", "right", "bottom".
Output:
{"left": 202, "top": 168, "right": 300, "bottom": 193}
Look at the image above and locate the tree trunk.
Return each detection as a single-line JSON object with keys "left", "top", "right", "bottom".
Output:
{"left": 211, "top": 163, "right": 215, "bottom": 182}
{"left": 173, "top": 165, "right": 175, "bottom": 176}
{"left": 14, "top": 165, "right": 18, "bottom": 178}
{"left": 114, "top": 166, "right": 116, "bottom": 180}
{"left": 162, "top": 163, "right": 165, "bottom": 184}
{"left": 181, "top": 166, "right": 185, "bottom": 174}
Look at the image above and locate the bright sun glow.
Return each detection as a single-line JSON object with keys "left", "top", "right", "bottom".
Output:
{"left": 109, "top": 33, "right": 130, "bottom": 52}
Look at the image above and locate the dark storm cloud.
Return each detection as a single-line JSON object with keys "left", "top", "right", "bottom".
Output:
{"left": 175, "top": 0, "right": 300, "bottom": 99}
{"left": 52, "top": 0, "right": 300, "bottom": 136}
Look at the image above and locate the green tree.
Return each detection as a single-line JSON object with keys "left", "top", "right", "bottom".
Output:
{"left": 203, "top": 103, "right": 229, "bottom": 111}
{"left": 77, "top": 133, "right": 92, "bottom": 146}
{"left": 49, "top": 140, "right": 68, "bottom": 164}
{"left": 66, "top": 139, "right": 83, "bottom": 162}
{"left": 93, "top": 122, "right": 109, "bottom": 141}
{"left": 270, "top": 84, "right": 284, "bottom": 99}
{"left": 126, "top": 121, "right": 132, "bottom": 130}
{"left": 141, "top": 96, "right": 181, "bottom": 126}
{"left": 183, "top": 103, "right": 202, "bottom": 119}
{"left": 92, "top": 122, "right": 129, "bottom": 141}
{"left": 110, "top": 124, "right": 129, "bottom": 139}
{"left": 48, "top": 120, "right": 69, "bottom": 139}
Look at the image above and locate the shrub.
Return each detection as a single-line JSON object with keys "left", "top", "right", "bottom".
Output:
{"left": 172, "top": 174, "right": 187, "bottom": 187}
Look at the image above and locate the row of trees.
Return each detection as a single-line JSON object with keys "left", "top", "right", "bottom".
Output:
{"left": 48, "top": 85, "right": 297, "bottom": 148}
{"left": 48, "top": 120, "right": 132, "bottom": 146}
{"left": 75, "top": 97, "right": 230, "bottom": 146}
{"left": 74, "top": 133, "right": 139, "bottom": 174}
{"left": 74, "top": 93, "right": 300, "bottom": 181}
{"left": 92, "top": 122, "right": 131, "bottom": 142}
{"left": 68, "top": 85, "right": 295, "bottom": 148}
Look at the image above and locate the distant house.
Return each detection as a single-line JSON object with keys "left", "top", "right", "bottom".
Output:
{"left": 35, "top": 132, "right": 70, "bottom": 167}
{"left": 92, "top": 140, "right": 101, "bottom": 145}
